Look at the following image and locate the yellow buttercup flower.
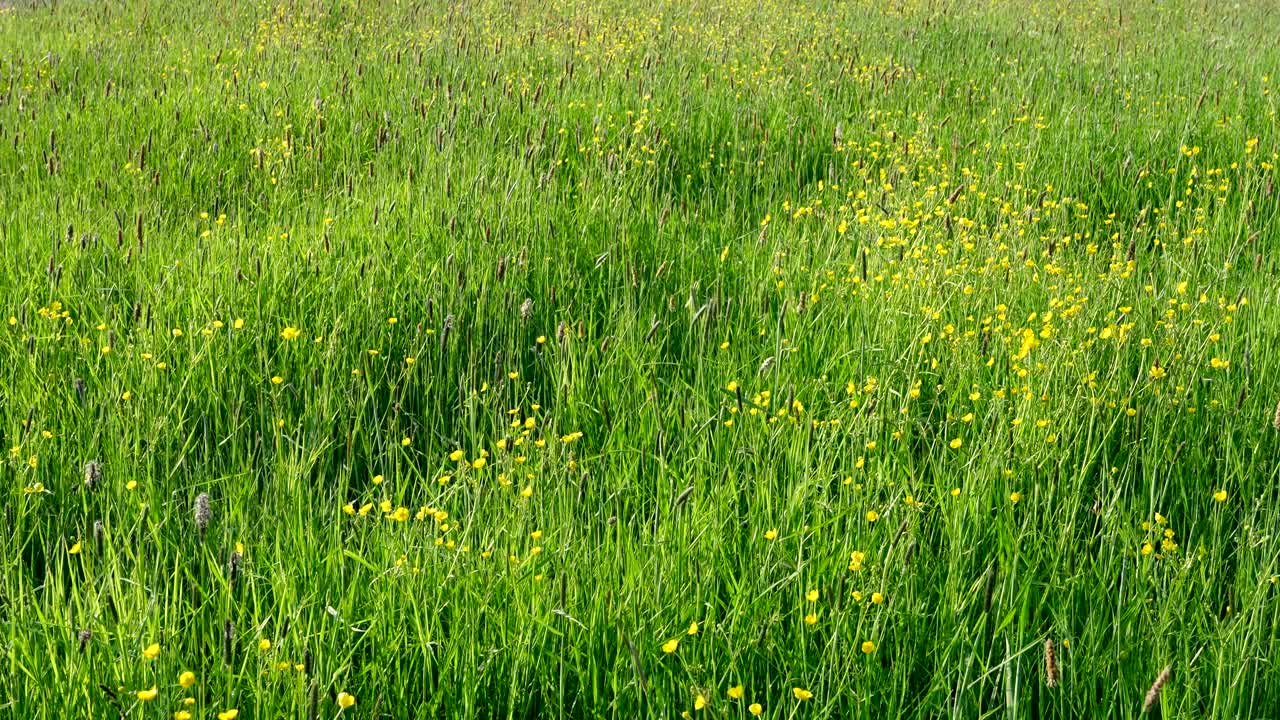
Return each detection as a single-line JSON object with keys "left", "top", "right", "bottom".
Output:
{"left": 337, "top": 692, "right": 356, "bottom": 709}
{"left": 136, "top": 687, "right": 158, "bottom": 702}
{"left": 142, "top": 642, "right": 160, "bottom": 660}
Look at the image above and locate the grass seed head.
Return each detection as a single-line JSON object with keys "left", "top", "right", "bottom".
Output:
{"left": 1044, "top": 638, "right": 1059, "bottom": 688}
{"left": 195, "top": 493, "right": 212, "bottom": 536}
{"left": 1142, "top": 665, "right": 1171, "bottom": 713}
{"left": 83, "top": 460, "right": 102, "bottom": 491}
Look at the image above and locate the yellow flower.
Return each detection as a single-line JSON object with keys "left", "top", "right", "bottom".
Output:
{"left": 748, "top": 703, "right": 764, "bottom": 716}
{"left": 401, "top": 437, "right": 412, "bottom": 446}
{"left": 271, "top": 376, "right": 284, "bottom": 385}
{"left": 764, "top": 528, "right": 778, "bottom": 541}
{"left": 217, "top": 710, "right": 239, "bottom": 720}
{"left": 694, "top": 694, "right": 707, "bottom": 710}
{"left": 337, "top": 692, "right": 356, "bottom": 709}
{"left": 728, "top": 686, "right": 744, "bottom": 700}
{"left": 1149, "top": 364, "right": 1166, "bottom": 380}
{"left": 280, "top": 326, "right": 301, "bottom": 341}
{"left": 258, "top": 638, "right": 271, "bottom": 651}
{"left": 136, "top": 687, "right": 158, "bottom": 702}
{"left": 1213, "top": 490, "right": 1227, "bottom": 503}
{"left": 69, "top": 542, "right": 82, "bottom": 555}
{"left": 1009, "top": 492, "right": 1022, "bottom": 504}
{"left": 372, "top": 474, "right": 384, "bottom": 485}
{"left": 805, "top": 589, "right": 819, "bottom": 602}
{"left": 142, "top": 643, "right": 160, "bottom": 660}
{"left": 861, "top": 640, "right": 876, "bottom": 654}
{"left": 865, "top": 510, "right": 879, "bottom": 523}
{"left": 949, "top": 438, "right": 962, "bottom": 449}
{"left": 175, "top": 712, "right": 192, "bottom": 720}
{"left": 687, "top": 621, "right": 699, "bottom": 635}
{"left": 178, "top": 671, "right": 195, "bottom": 688}
{"left": 662, "top": 638, "right": 679, "bottom": 654}
{"left": 871, "top": 592, "right": 884, "bottom": 605}
{"left": 792, "top": 687, "right": 813, "bottom": 701}
{"left": 804, "top": 612, "right": 818, "bottom": 625}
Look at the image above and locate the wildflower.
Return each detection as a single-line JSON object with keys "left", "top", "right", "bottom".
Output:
{"left": 175, "top": 712, "right": 192, "bottom": 720}
{"left": 136, "top": 687, "right": 158, "bottom": 702}
{"left": 805, "top": 589, "right": 819, "bottom": 602}
{"left": 848, "top": 551, "right": 865, "bottom": 571}
{"left": 662, "top": 638, "right": 679, "bottom": 654}
{"left": 764, "top": 529, "right": 778, "bottom": 541}
{"left": 804, "top": 612, "right": 818, "bottom": 625}
{"left": 1010, "top": 492, "right": 1022, "bottom": 504}
{"left": 337, "top": 692, "right": 356, "bottom": 709}
{"left": 69, "top": 542, "right": 82, "bottom": 555}
{"left": 179, "top": 671, "right": 196, "bottom": 688}
{"left": 792, "top": 687, "right": 813, "bottom": 701}
{"left": 694, "top": 694, "right": 707, "bottom": 710}
{"left": 142, "top": 642, "right": 161, "bottom": 660}
{"left": 258, "top": 638, "right": 271, "bottom": 651}
{"left": 865, "top": 510, "right": 879, "bottom": 523}
{"left": 861, "top": 640, "right": 876, "bottom": 654}
{"left": 749, "top": 703, "right": 763, "bottom": 716}
{"left": 280, "top": 326, "right": 301, "bottom": 341}
{"left": 687, "top": 621, "right": 699, "bottom": 635}
{"left": 217, "top": 711, "right": 239, "bottom": 720}
{"left": 871, "top": 592, "right": 884, "bottom": 604}
{"left": 1213, "top": 490, "right": 1227, "bottom": 503}
{"left": 728, "top": 686, "right": 744, "bottom": 700}
{"left": 949, "top": 438, "right": 962, "bottom": 449}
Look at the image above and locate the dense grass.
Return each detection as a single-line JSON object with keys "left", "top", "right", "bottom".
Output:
{"left": 2, "top": 0, "right": 1279, "bottom": 717}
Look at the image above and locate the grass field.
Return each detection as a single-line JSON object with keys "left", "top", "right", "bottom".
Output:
{"left": 2, "top": 0, "right": 1279, "bottom": 717}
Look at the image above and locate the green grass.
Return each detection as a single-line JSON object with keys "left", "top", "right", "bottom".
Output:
{"left": 2, "top": 0, "right": 1279, "bottom": 717}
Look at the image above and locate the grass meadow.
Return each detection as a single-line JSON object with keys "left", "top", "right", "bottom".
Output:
{"left": 2, "top": 0, "right": 1279, "bottom": 717}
